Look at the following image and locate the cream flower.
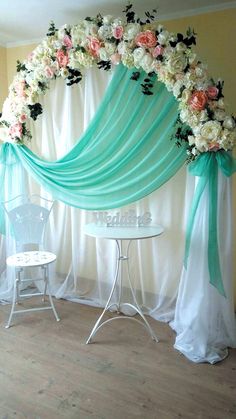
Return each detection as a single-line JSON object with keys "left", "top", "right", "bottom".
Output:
{"left": 223, "top": 116, "right": 236, "bottom": 130}
{"left": 166, "top": 51, "right": 188, "bottom": 74}
{"left": 200, "top": 121, "right": 222, "bottom": 141}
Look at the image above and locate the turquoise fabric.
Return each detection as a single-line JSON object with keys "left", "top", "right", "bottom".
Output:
{"left": 0, "top": 64, "right": 186, "bottom": 212}
{"left": 0, "top": 64, "right": 234, "bottom": 296}
{"left": 184, "top": 151, "right": 236, "bottom": 297}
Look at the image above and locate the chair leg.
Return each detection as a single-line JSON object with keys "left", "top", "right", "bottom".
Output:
{"left": 42, "top": 266, "right": 47, "bottom": 302}
{"left": 5, "top": 272, "right": 20, "bottom": 329}
{"left": 44, "top": 266, "right": 60, "bottom": 322}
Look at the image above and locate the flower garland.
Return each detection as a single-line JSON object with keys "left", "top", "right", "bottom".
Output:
{"left": 0, "top": 4, "right": 235, "bottom": 161}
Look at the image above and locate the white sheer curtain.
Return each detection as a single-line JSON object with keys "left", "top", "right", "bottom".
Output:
{"left": 0, "top": 67, "right": 235, "bottom": 363}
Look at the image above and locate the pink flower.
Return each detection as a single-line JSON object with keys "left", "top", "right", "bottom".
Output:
{"left": 56, "top": 49, "right": 69, "bottom": 67}
{"left": 63, "top": 35, "right": 73, "bottom": 49}
{"left": 209, "top": 141, "right": 220, "bottom": 151}
{"left": 14, "top": 80, "right": 26, "bottom": 98}
{"left": 189, "top": 90, "right": 208, "bottom": 111}
{"left": 135, "top": 30, "right": 157, "bottom": 48}
{"left": 152, "top": 45, "right": 164, "bottom": 58}
{"left": 206, "top": 86, "right": 219, "bottom": 100}
{"left": 113, "top": 26, "right": 124, "bottom": 40}
{"left": 111, "top": 53, "right": 121, "bottom": 65}
{"left": 88, "top": 37, "right": 102, "bottom": 57}
{"left": 45, "top": 66, "right": 55, "bottom": 78}
{"left": 19, "top": 114, "right": 27, "bottom": 123}
{"left": 9, "top": 122, "right": 23, "bottom": 139}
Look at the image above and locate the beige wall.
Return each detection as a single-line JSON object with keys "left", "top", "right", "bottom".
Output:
{"left": 1, "top": 8, "right": 236, "bottom": 301}
{"left": 0, "top": 46, "right": 8, "bottom": 110}
{"left": 6, "top": 44, "right": 37, "bottom": 87}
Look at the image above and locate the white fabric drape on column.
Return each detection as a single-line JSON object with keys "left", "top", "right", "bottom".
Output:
{"left": 0, "top": 67, "right": 235, "bottom": 363}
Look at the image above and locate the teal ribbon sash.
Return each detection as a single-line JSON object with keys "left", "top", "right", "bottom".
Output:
{"left": 184, "top": 151, "right": 236, "bottom": 297}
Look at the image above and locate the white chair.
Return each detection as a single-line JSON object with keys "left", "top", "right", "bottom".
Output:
{"left": 2, "top": 194, "right": 60, "bottom": 328}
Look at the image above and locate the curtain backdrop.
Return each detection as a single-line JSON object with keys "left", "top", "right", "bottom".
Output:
{"left": 0, "top": 66, "right": 235, "bottom": 363}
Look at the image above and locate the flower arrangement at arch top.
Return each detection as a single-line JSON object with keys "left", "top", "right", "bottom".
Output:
{"left": 0, "top": 3, "right": 235, "bottom": 161}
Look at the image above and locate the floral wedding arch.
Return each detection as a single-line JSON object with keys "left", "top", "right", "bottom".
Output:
{"left": 1, "top": 5, "right": 236, "bottom": 156}
{"left": 0, "top": 4, "right": 235, "bottom": 363}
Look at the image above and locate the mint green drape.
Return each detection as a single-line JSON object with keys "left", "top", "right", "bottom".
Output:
{"left": 0, "top": 64, "right": 186, "bottom": 212}
{"left": 184, "top": 151, "right": 236, "bottom": 296}
{"left": 0, "top": 63, "right": 235, "bottom": 296}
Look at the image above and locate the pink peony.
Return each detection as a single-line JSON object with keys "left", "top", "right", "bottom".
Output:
{"left": 135, "top": 30, "right": 157, "bottom": 48}
{"left": 63, "top": 35, "right": 73, "bottom": 49}
{"left": 56, "top": 49, "right": 69, "bottom": 67}
{"left": 206, "top": 86, "right": 219, "bottom": 100}
{"left": 113, "top": 25, "right": 124, "bottom": 40}
{"left": 88, "top": 37, "right": 102, "bottom": 57}
{"left": 9, "top": 122, "right": 23, "bottom": 139}
{"left": 111, "top": 53, "right": 121, "bottom": 65}
{"left": 152, "top": 45, "right": 164, "bottom": 58}
{"left": 189, "top": 90, "right": 208, "bottom": 111}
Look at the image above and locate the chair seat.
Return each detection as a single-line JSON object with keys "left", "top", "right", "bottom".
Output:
{"left": 7, "top": 251, "right": 56, "bottom": 268}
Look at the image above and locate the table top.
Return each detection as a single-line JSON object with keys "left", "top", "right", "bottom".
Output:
{"left": 7, "top": 251, "right": 56, "bottom": 267}
{"left": 84, "top": 223, "right": 164, "bottom": 240}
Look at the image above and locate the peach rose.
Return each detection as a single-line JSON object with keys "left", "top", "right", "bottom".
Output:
{"left": 88, "top": 37, "right": 102, "bottom": 57}
{"left": 135, "top": 30, "right": 157, "bottom": 48}
{"left": 56, "top": 50, "right": 69, "bottom": 67}
{"left": 189, "top": 90, "right": 208, "bottom": 111}
{"left": 206, "top": 86, "right": 219, "bottom": 100}
{"left": 208, "top": 141, "right": 220, "bottom": 151}
{"left": 113, "top": 26, "right": 124, "bottom": 40}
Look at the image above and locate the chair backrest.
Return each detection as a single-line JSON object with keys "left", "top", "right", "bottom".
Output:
{"left": 2, "top": 194, "right": 54, "bottom": 251}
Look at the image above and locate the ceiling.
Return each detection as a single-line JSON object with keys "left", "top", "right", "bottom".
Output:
{"left": 0, "top": 0, "right": 235, "bottom": 46}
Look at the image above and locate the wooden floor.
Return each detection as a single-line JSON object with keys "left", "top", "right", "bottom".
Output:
{"left": 0, "top": 299, "right": 235, "bottom": 419}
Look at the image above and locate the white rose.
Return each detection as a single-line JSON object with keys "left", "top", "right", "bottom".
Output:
{"left": 104, "top": 42, "right": 116, "bottom": 55}
{"left": 180, "top": 108, "right": 190, "bottom": 123}
{"left": 214, "top": 109, "right": 226, "bottom": 121}
{"left": 217, "top": 98, "right": 225, "bottom": 109}
{"left": 0, "top": 126, "right": 9, "bottom": 143}
{"left": 200, "top": 120, "right": 222, "bottom": 140}
{"left": 98, "top": 24, "right": 112, "bottom": 39}
{"left": 121, "top": 53, "right": 134, "bottom": 68}
{"left": 223, "top": 116, "right": 236, "bottom": 130}
{"left": 99, "top": 48, "right": 109, "bottom": 61}
{"left": 113, "top": 18, "right": 124, "bottom": 26}
{"left": 133, "top": 47, "right": 146, "bottom": 64}
{"left": 173, "top": 79, "right": 184, "bottom": 98}
{"left": 158, "top": 30, "right": 170, "bottom": 45}
{"left": 176, "top": 42, "right": 187, "bottom": 52}
{"left": 140, "top": 53, "right": 154, "bottom": 73}
{"left": 186, "top": 50, "right": 197, "bottom": 64}
{"left": 118, "top": 41, "right": 129, "bottom": 55}
{"left": 166, "top": 51, "right": 188, "bottom": 74}
{"left": 181, "top": 88, "right": 191, "bottom": 103}
{"left": 195, "top": 135, "right": 209, "bottom": 152}
{"left": 123, "top": 23, "right": 140, "bottom": 40}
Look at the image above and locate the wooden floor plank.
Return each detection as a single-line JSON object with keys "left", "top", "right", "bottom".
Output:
{"left": 0, "top": 299, "right": 235, "bottom": 419}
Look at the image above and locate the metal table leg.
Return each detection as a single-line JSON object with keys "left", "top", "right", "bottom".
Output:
{"left": 86, "top": 239, "right": 158, "bottom": 344}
